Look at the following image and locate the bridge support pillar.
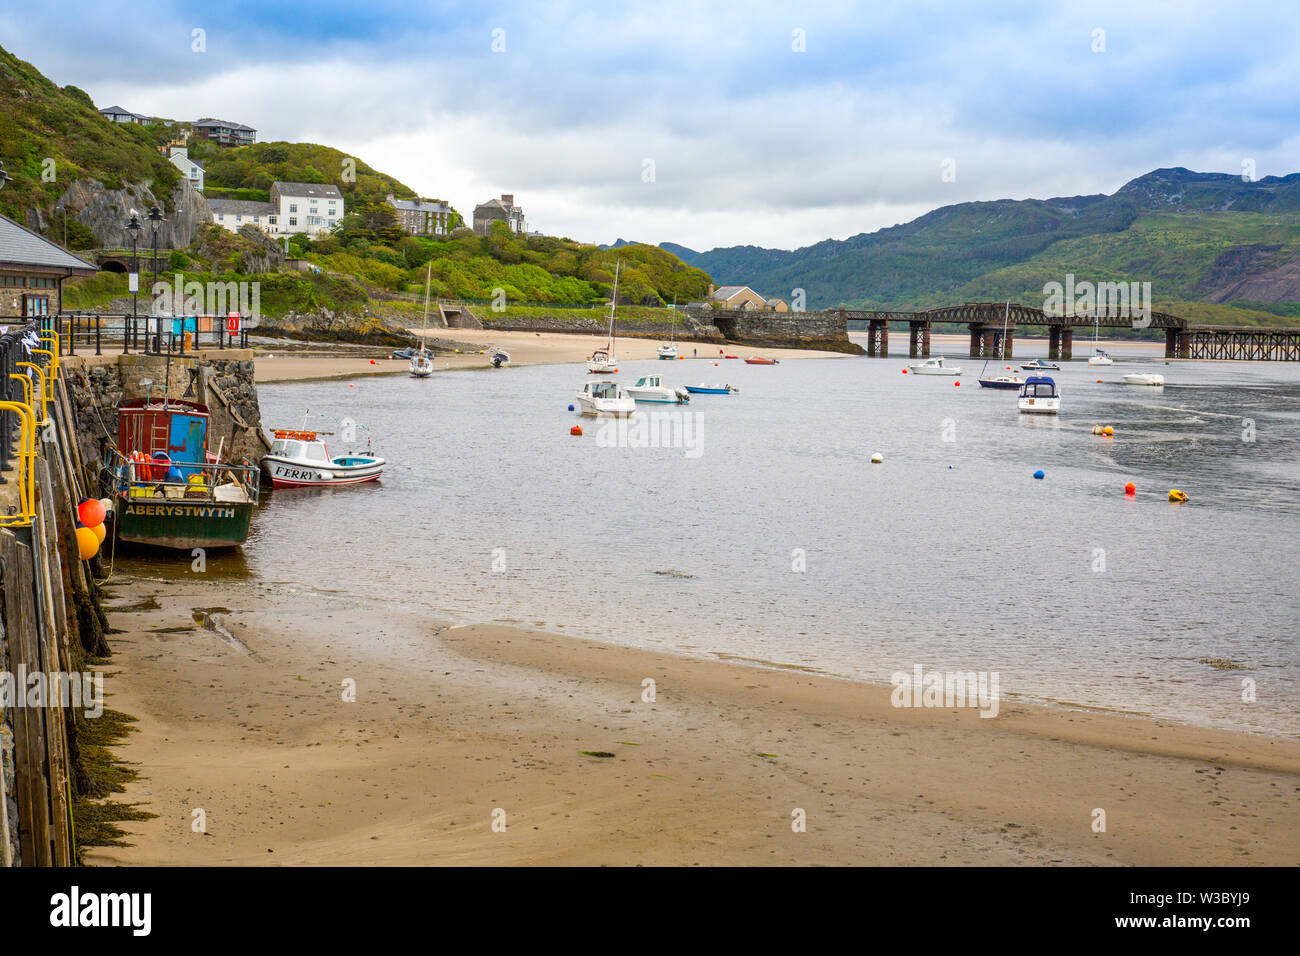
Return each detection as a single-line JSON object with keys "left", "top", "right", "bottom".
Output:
{"left": 922, "top": 325, "right": 930, "bottom": 357}
{"left": 969, "top": 324, "right": 985, "bottom": 358}
{"left": 908, "top": 321, "right": 931, "bottom": 358}
{"left": 1002, "top": 328, "right": 1013, "bottom": 359}
{"left": 866, "top": 319, "right": 889, "bottom": 357}
{"left": 1060, "top": 327, "right": 1073, "bottom": 361}
{"left": 982, "top": 329, "right": 996, "bottom": 357}
{"left": 1165, "top": 328, "right": 1178, "bottom": 359}
{"left": 1048, "top": 327, "right": 1061, "bottom": 361}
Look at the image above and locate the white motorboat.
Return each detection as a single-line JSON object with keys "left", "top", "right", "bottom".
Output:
{"left": 588, "top": 260, "right": 622, "bottom": 373}
{"left": 626, "top": 375, "right": 689, "bottom": 404}
{"left": 261, "top": 429, "right": 385, "bottom": 487}
{"left": 1020, "top": 358, "right": 1060, "bottom": 371}
{"left": 1122, "top": 372, "right": 1165, "bottom": 386}
{"left": 908, "top": 356, "right": 962, "bottom": 376}
{"left": 657, "top": 343, "right": 679, "bottom": 360}
{"left": 576, "top": 380, "right": 636, "bottom": 417}
{"left": 1088, "top": 350, "right": 1115, "bottom": 366}
{"left": 1018, "top": 376, "right": 1061, "bottom": 415}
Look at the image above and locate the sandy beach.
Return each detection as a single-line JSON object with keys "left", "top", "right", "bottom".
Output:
{"left": 85, "top": 572, "right": 1299, "bottom": 866}
{"left": 253, "top": 330, "right": 852, "bottom": 383}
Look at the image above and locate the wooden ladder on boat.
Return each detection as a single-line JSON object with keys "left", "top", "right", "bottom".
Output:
{"left": 149, "top": 420, "right": 170, "bottom": 455}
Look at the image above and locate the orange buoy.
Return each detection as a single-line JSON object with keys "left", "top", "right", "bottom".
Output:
{"left": 91, "top": 522, "right": 107, "bottom": 543}
{"left": 369, "top": 359, "right": 376, "bottom": 365}
{"left": 1124, "top": 482, "right": 1136, "bottom": 495}
{"left": 75, "top": 526, "right": 99, "bottom": 560}
{"left": 1096, "top": 379, "right": 1103, "bottom": 383}
{"left": 78, "top": 498, "right": 106, "bottom": 527}
{"left": 953, "top": 380, "right": 960, "bottom": 387}
{"left": 901, "top": 368, "right": 908, "bottom": 374}
{"left": 570, "top": 425, "right": 583, "bottom": 436}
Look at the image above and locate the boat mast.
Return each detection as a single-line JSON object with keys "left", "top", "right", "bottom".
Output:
{"left": 607, "top": 259, "right": 620, "bottom": 352}
{"left": 420, "top": 260, "right": 432, "bottom": 356}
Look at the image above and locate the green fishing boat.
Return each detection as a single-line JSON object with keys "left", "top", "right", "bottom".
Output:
{"left": 104, "top": 394, "right": 260, "bottom": 550}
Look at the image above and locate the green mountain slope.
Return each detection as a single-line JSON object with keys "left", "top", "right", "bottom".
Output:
{"left": 0, "top": 44, "right": 180, "bottom": 239}
{"left": 670, "top": 169, "right": 1300, "bottom": 324}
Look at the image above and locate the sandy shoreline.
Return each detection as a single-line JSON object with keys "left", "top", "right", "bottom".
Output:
{"left": 86, "top": 573, "right": 1299, "bottom": 866}
{"left": 254, "top": 330, "right": 852, "bottom": 383}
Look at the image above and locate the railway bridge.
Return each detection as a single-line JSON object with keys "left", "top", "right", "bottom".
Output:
{"left": 842, "top": 303, "right": 1300, "bottom": 361}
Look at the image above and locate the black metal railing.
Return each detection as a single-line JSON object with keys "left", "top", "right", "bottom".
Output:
{"left": 28, "top": 313, "right": 252, "bottom": 357}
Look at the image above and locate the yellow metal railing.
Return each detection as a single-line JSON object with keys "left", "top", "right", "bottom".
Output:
{"left": 0, "top": 401, "right": 37, "bottom": 527}
{"left": 15, "top": 363, "right": 50, "bottom": 427}
{"left": 37, "top": 331, "right": 60, "bottom": 381}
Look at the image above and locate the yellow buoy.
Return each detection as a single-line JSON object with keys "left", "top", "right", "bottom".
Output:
{"left": 1169, "top": 489, "right": 1188, "bottom": 502}
{"left": 75, "top": 526, "right": 100, "bottom": 560}
{"left": 1103, "top": 426, "right": 1114, "bottom": 437}
{"left": 90, "top": 522, "right": 107, "bottom": 544}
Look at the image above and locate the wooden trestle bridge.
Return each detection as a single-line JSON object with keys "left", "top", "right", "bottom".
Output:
{"left": 843, "top": 303, "right": 1300, "bottom": 361}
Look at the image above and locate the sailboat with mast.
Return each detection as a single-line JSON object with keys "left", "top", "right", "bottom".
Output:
{"left": 658, "top": 295, "right": 680, "bottom": 359}
{"left": 1087, "top": 311, "right": 1114, "bottom": 365}
{"left": 588, "top": 260, "right": 621, "bottom": 374}
{"left": 410, "top": 260, "right": 435, "bottom": 377}
{"left": 978, "top": 301, "right": 1024, "bottom": 389}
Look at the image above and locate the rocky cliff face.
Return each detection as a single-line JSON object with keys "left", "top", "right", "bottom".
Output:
{"left": 52, "top": 178, "right": 212, "bottom": 249}
{"left": 257, "top": 307, "right": 416, "bottom": 346}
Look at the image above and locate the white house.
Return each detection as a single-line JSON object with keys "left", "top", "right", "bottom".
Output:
{"left": 208, "top": 199, "right": 275, "bottom": 233}
{"left": 267, "top": 181, "right": 344, "bottom": 237}
{"left": 168, "top": 146, "right": 204, "bottom": 192}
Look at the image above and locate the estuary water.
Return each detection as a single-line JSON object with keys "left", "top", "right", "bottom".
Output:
{"left": 182, "top": 344, "right": 1299, "bottom": 736}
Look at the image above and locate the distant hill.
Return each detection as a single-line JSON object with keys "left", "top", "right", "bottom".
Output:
{"left": 665, "top": 169, "right": 1300, "bottom": 324}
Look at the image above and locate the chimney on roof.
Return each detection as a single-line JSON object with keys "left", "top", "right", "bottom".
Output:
{"left": 501, "top": 194, "right": 514, "bottom": 206}
{"left": 708, "top": 284, "right": 715, "bottom": 297}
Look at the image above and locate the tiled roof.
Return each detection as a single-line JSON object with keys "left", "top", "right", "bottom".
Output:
{"left": 0, "top": 214, "right": 98, "bottom": 274}
{"left": 208, "top": 199, "right": 275, "bottom": 216}
{"left": 273, "top": 181, "right": 342, "bottom": 199}
{"left": 389, "top": 197, "right": 450, "bottom": 213}
{"left": 194, "top": 118, "right": 257, "bottom": 131}
{"left": 712, "top": 286, "right": 754, "bottom": 300}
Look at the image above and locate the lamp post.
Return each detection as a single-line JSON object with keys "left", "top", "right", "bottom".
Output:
{"left": 147, "top": 205, "right": 166, "bottom": 353}
{"left": 126, "top": 209, "right": 141, "bottom": 353}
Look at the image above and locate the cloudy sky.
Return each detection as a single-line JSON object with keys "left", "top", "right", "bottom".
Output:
{"left": 3, "top": 1, "right": 1298, "bottom": 250}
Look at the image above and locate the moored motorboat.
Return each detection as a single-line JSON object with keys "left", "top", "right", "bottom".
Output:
{"left": 1018, "top": 375, "right": 1061, "bottom": 415}
{"left": 576, "top": 380, "right": 636, "bottom": 416}
{"left": 626, "top": 375, "right": 689, "bottom": 404}
{"left": 1122, "top": 372, "right": 1165, "bottom": 386}
{"left": 1088, "top": 350, "right": 1115, "bottom": 366}
{"left": 978, "top": 374, "right": 1023, "bottom": 389}
{"left": 1019, "top": 358, "right": 1060, "bottom": 372}
{"left": 261, "top": 429, "right": 385, "bottom": 487}
{"left": 908, "top": 356, "right": 962, "bottom": 376}
{"left": 684, "top": 383, "right": 738, "bottom": 395}
{"left": 744, "top": 356, "right": 779, "bottom": 365}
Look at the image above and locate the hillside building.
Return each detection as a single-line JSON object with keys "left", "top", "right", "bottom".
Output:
{"left": 168, "top": 146, "right": 205, "bottom": 192}
{"left": 387, "top": 194, "right": 453, "bottom": 236}
{"left": 193, "top": 118, "right": 258, "bottom": 148}
{"left": 473, "top": 194, "right": 526, "bottom": 235}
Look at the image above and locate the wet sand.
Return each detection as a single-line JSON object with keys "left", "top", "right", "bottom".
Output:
{"left": 86, "top": 574, "right": 1300, "bottom": 866}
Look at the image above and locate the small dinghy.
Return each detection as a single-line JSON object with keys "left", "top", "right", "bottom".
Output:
{"left": 684, "top": 384, "right": 738, "bottom": 395}
{"left": 1122, "top": 372, "right": 1164, "bottom": 386}
{"left": 261, "top": 429, "right": 385, "bottom": 487}
{"left": 487, "top": 346, "right": 510, "bottom": 368}
{"left": 744, "top": 356, "right": 779, "bottom": 365}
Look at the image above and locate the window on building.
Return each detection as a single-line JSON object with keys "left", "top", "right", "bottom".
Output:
{"left": 290, "top": 203, "right": 298, "bottom": 213}
{"left": 289, "top": 217, "right": 297, "bottom": 227}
